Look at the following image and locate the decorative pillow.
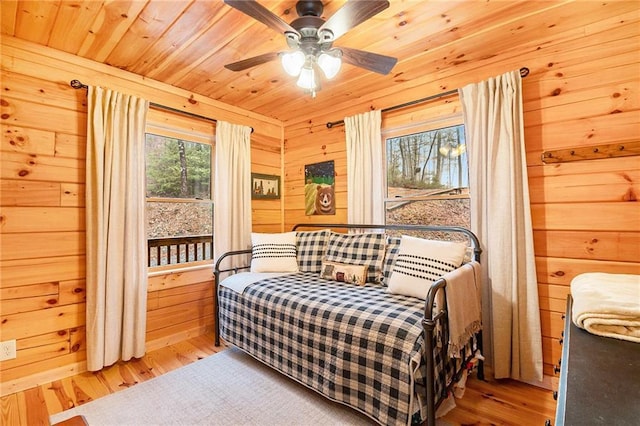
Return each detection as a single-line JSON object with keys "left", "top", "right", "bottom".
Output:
{"left": 324, "top": 232, "right": 386, "bottom": 283}
{"left": 296, "top": 229, "right": 330, "bottom": 273}
{"left": 387, "top": 235, "right": 467, "bottom": 299}
{"left": 382, "top": 236, "right": 402, "bottom": 286}
{"left": 320, "top": 261, "right": 367, "bottom": 285}
{"left": 250, "top": 232, "right": 299, "bottom": 273}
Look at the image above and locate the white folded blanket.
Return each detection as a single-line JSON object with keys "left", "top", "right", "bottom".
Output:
{"left": 442, "top": 261, "right": 482, "bottom": 357}
{"left": 220, "top": 272, "right": 295, "bottom": 294}
{"left": 571, "top": 272, "right": 640, "bottom": 343}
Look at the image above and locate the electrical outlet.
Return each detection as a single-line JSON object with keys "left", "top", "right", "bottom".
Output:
{"left": 0, "top": 339, "right": 17, "bottom": 361}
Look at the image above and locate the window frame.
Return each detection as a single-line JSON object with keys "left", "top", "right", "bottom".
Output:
{"left": 383, "top": 113, "right": 470, "bottom": 227}
{"left": 145, "top": 111, "right": 215, "bottom": 272}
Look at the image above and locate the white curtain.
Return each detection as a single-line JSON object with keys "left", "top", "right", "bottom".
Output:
{"left": 345, "top": 109, "right": 385, "bottom": 224}
{"left": 459, "top": 70, "right": 543, "bottom": 382}
{"left": 86, "top": 86, "right": 149, "bottom": 371}
{"left": 213, "top": 121, "right": 252, "bottom": 266}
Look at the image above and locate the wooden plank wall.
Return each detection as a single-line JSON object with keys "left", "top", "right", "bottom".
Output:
{"left": 0, "top": 36, "right": 283, "bottom": 395}
{"left": 251, "top": 131, "right": 285, "bottom": 233}
{"left": 283, "top": 3, "right": 640, "bottom": 387}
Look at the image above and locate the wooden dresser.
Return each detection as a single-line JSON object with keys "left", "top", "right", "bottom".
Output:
{"left": 554, "top": 296, "right": 640, "bottom": 425}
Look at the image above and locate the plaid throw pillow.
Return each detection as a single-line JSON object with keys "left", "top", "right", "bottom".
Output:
{"left": 296, "top": 229, "right": 330, "bottom": 273}
{"left": 324, "top": 232, "right": 386, "bottom": 283}
{"left": 382, "top": 236, "right": 402, "bottom": 286}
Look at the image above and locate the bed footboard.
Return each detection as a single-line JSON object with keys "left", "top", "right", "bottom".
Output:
{"left": 213, "top": 249, "right": 251, "bottom": 346}
{"left": 424, "top": 279, "right": 447, "bottom": 426}
{"left": 423, "top": 278, "right": 483, "bottom": 426}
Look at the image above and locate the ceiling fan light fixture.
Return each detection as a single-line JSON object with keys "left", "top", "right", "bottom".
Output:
{"left": 296, "top": 63, "right": 318, "bottom": 90}
{"left": 223, "top": 1, "right": 396, "bottom": 98}
{"left": 317, "top": 50, "right": 342, "bottom": 79}
{"left": 281, "top": 50, "right": 306, "bottom": 76}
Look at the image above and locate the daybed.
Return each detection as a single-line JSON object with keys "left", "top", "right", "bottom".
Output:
{"left": 214, "top": 224, "right": 483, "bottom": 426}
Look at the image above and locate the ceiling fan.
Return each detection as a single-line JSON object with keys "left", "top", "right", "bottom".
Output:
{"left": 223, "top": 0, "right": 397, "bottom": 95}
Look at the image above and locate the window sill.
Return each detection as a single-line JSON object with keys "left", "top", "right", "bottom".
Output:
{"left": 148, "top": 260, "right": 213, "bottom": 277}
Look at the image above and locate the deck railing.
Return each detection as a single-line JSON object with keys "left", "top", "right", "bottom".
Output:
{"left": 147, "top": 234, "right": 213, "bottom": 267}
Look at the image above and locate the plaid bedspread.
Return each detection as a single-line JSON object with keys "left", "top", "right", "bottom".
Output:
{"left": 219, "top": 272, "right": 471, "bottom": 425}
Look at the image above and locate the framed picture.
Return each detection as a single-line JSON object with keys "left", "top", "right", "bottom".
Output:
{"left": 251, "top": 173, "right": 280, "bottom": 199}
{"left": 304, "top": 160, "right": 335, "bottom": 215}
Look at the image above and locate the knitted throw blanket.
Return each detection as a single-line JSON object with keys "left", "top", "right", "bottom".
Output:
{"left": 571, "top": 272, "right": 640, "bottom": 343}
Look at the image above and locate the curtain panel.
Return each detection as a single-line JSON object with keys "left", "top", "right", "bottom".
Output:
{"left": 213, "top": 121, "right": 252, "bottom": 267}
{"left": 86, "top": 86, "right": 149, "bottom": 371}
{"left": 459, "top": 70, "right": 543, "bottom": 382}
{"left": 345, "top": 109, "right": 385, "bottom": 225}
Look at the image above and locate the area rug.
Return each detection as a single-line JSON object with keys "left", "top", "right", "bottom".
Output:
{"left": 50, "top": 347, "right": 377, "bottom": 425}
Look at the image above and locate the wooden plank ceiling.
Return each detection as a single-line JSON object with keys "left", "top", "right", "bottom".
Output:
{"left": 2, "top": 0, "right": 563, "bottom": 123}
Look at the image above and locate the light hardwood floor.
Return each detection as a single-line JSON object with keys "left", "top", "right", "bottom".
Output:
{"left": 1, "top": 332, "right": 556, "bottom": 425}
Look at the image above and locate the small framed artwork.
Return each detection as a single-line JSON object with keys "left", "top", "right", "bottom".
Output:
{"left": 304, "top": 160, "right": 335, "bottom": 215}
{"left": 251, "top": 173, "right": 280, "bottom": 199}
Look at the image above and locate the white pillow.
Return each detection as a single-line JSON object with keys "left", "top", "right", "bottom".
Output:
{"left": 387, "top": 235, "right": 467, "bottom": 299}
{"left": 250, "top": 232, "right": 299, "bottom": 273}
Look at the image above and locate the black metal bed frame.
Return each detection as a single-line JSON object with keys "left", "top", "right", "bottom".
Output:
{"left": 213, "top": 223, "right": 483, "bottom": 426}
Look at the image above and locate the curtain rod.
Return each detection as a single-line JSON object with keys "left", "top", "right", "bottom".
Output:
{"left": 69, "top": 79, "right": 254, "bottom": 132}
{"left": 325, "top": 66, "right": 530, "bottom": 129}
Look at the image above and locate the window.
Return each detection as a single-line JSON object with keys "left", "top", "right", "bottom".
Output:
{"left": 146, "top": 133, "right": 213, "bottom": 267}
{"left": 385, "top": 123, "right": 469, "bottom": 238}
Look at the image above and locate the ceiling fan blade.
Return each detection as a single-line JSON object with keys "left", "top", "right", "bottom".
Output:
{"left": 224, "top": 0, "right": 299, "bottom": 36}
{"left": 340, "top": 47, "right": 397, "bottom": 75}
{"left": 319, "top": 0, "right": 389, "bottom": 42}
{"left": 224, "top": 52, "right": 280, "bottom": 72}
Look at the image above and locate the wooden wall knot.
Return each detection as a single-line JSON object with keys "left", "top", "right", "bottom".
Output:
{"left": 623, "top": 188, "right": 637, "bottom": 202}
